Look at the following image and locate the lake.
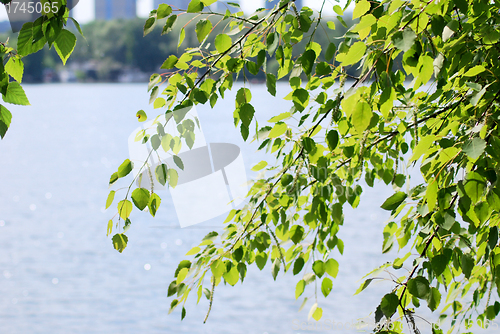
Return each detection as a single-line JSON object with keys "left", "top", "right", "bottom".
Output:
{"left": 0, "top": 83, "right": 493, "bottom": 333}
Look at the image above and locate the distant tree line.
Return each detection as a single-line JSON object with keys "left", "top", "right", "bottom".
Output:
{"left": 2, "top": 14, "right": 367, "bottom": 82}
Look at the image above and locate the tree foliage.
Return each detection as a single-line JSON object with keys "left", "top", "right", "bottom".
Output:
{"left": 108, "top": 0, "right": 500, "bottom": 332}
{"left": 0, "top": 0, "right": 81, "bottom": 138}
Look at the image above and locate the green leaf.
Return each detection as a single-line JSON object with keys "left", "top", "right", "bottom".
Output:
{"left": 131, "top": 188, "right": 150, "bottom": 211}
{"left": 118, "top": 159, "right": 133, "bottom": 178}
{"left": 223, "top": 264, "right": 239, "bottom": 286}
{"left": 268, "top": 122, "right": 287, "bottom": 138}
{"left": 177, "top": 267, "right": 189, "bottom": 284}
{"left": 168, "top": 168, "right": 179, "bottom": 188}
{"left": 302, "top": 137, "right": 316, "bottom": 153}
{"left": 474, "top": 201, "right": 490, "bottom": 224}
{"left": 292, "top": 88, "right": 309, "bottom": 111}
{"left": 426, "top": 180, "right": 438, "bottom": 211}
{"left": 211, "top": 259, "right": 225, "bottom": 278}
{"left": 255, "top": 252, "right": 268, "bottom": 270}
{"left": 123, "top": 218, "right": 131, "bottom": 233}
{"left": 321, "top": 277, "right": 333, "bottom": 297}
{"left": 381, "top": 192, "right": 407, "bottom": 211}
{"left": 325, "top": 43, "right": 337, "bottom": 61}
{"left": 272, "top": 258, "right": 280, "bottom": 280}
{"left": 352, "top": 102, "right": 372, "bottom": 133}
{"left": 295, "top": 279, "right": 305, "bottom": 299}
{"left": 238, "top": 262, "right": 248, "bottom": 282}
{"left": 392, "top": 252, "right": 411, "bottom": 269}
{"left": 69, "top": 17, "right": 85, "bottom": 38}
{"left": 463, "top": 138, "right": 486, "bottom": 160}
{"left": 315, "top": 62, "right": 332, "bottom": 76}
{"left": 215, "top": 34, "right": 232, "bottom": 53}
{"left": 106, "top": 219, "right": 113, "bottom": 236}
{"left": 471, "top": 86, "right": 487, "bottom": 106}
{"left": 239, "top": 103, "right": 255, "bottom": 128}
{"left": 17, "top": 23, "right": 35, "bottom": 56}
{"left": 5, "top": 57, "right": 24, "bottom": 83}
{"left": 105, "top": 191, "right": 115, "bottom": 209}
{"left": 112, "top": 233, "right": 128, "bottom": 253}
{"left": 148, "top": 193, "right": 161, "bottom": 217}
{"left": 195, "top": 19, "right": 212, "bottom": 43}
{"left": 392, "top": 29, "right": 417, "bottom": 52}
{"left": 410, "top": 135, "right": 436, "bottom": 162}
{"left": 464, "top": 65, "right": 485, "bottom": 77}
{"left": 464, "top": 172, "right": 486, "bottom": 203}
{"left": 157, "top": 4, "right": 172, "bottom": 19}
{"left": 326, "top": 130, "right": 339, "bottom": 151}
{"left": 269, "top": 112, "right": 291, "bottom": 123}
{"left": 155, "top": 163, "right": 168, "bottom": 186}
{"left": 2, "top": 82, "right": 30, "bottom": 106}
{"left": 161, "top": 55, "right": 178, "bottom": 69}
{"left": 181, "top": 307, "right": 186, "bottom": 320}
{"left": 407, "top": 276, "right": 431, "bottom": 299}
{"left": 178, "top": 28, "right": 185, "bottom": 47}
{"left": 251, "top": 161, "right": 268, "bottom": 172}
{"left": 380, "top": 293, "right": 399, "bottom": 317}
{"left": 143, "top": 17, "right": 156, "bottom": 36}
{"left": 427, "top": 287, "right": 441, "bottom": 311}
{"left": 54, "top": 30, "right": 77, "bottom": 65}
{"left": 355, "top": 278, "right": 373, "bottom": 295}
{"left": 461, "top": 253, "right": 474, "bottom": 279}
{"left": 187, "top": 0, "right": 204, "bottom": 12}
{"left": 324, "top": 258, "right": 339, "bottom": 278}
{"left": 168, "top": 299, "right": 179, "bottom": 314}
{"left": 489, "top": 227, "right": 498, "bottom": 249}
{"left": 312, "top": 260, "right": 325, "bottom": 278}
{"left": 266, "top": 32, "right": 279, "bottom": 55}
{"left": 163, "top": 15, "right": 177, "bottom": 35}
{"left": 300, "top": 49, "right": 316, "bottom": 75}
{"left": 293, "top": 257, "right": 305, "bottom": 275}
{"left": 109, "top": 172, "right": 118, "bottom": 185}
{"left": 0, "top": 105, "right": 12, "bottom": 139}
{"left": 310, "top": 303, "right": 323, "bottom": 321}
{"left": 236, "top": 88, "right": 251, "bottom": 107}
{"left": 173, "top": 155, "right": 184, "bottom": 170}
{"left": 136, "top": 110, "right": 147, "bottom": 122}
{"left": 117, "top": 200, "right": 133, "bottom": 220}
{"left": 266, "top": 73, "right": 276, "bottom": 96}
{"left": 290, "top": 225, "right": 304, "bottom": 244}
{"left": 431, "top": 252, "right": 450, "bottom": 277}
{"left": 340, "top": 41, "right": 366, "bottom": 66}
{"left": 353, "top": 0, "right": 371, "bottom": 19}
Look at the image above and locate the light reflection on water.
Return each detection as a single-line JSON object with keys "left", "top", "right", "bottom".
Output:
{"left": 0, "top": 83, "right": 474, "bottom": 333}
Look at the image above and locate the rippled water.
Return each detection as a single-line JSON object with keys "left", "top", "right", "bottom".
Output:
{"left": 0, "top": 83, "right": 484, "bottom": 334}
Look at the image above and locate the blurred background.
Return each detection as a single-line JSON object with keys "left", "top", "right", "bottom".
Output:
{"left": 0, "top": 0, "right": 360, "bottom": 83}
{"left": 1, "top": 1, "right": 494, "bottom": 334}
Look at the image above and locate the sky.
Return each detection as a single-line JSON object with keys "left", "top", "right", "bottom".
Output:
{"left": 0, "top": 0, "right": 344, "bottom": 24}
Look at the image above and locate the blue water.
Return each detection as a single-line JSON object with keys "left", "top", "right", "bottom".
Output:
{"left": 0, "top": 83, "right": 486, "bottom": 333}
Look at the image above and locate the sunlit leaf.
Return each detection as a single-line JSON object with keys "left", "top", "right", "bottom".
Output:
{"left": 381, "top": 192, "right": 407, "bottom": 211}
{"left": 215, "top": 34, "right": 232, "bottom": 53}
{"left": 131, "top": 188, "right": 150, "bottom": 211}
{"left": 54, "top": 30, "right": 77, "bottom": 65}
{"left": 112, "top": 233, "right": 128, "bottom": 253}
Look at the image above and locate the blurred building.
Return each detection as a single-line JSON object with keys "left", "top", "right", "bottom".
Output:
{"left": 95, "top": 0, "right": 137, "bottom": 20}
{"left": 154, "top": 0, "right": 238, "bottom": 12}
{"left": 153, "top": 0, "right": 186, "bottom": 10}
